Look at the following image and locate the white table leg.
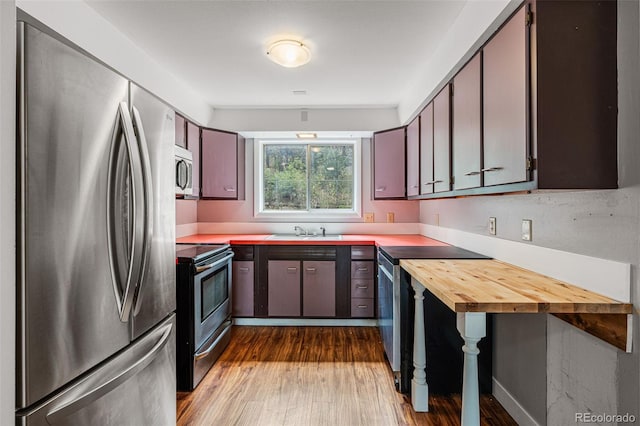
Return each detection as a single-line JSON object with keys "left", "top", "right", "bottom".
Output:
{"left": 411, "top": 278, "right": 428, "bottom": 412}
{"left": 456, "top": 312, "right": 486, "bottom": 426}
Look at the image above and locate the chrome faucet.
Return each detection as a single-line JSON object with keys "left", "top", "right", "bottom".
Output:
{"left": 294, "top": 225, "right": 307, "bottom": 236}
{"left": 319, "top": 226, "right": 326, "bottom": 237}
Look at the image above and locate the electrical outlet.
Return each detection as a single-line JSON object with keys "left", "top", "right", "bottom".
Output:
{"left": 387, "top": 212, "right": 395, "bottom": 223}
{"left": 489, "top": 217, "right": 496, "bottom": 235}
{"left": 522, "top": 219, "right": 532, "bottom": 241}
{"left": 364, "top": 212, "right": 374, "bottom": 223}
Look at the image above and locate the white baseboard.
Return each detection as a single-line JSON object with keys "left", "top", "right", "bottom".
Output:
{"left": 493, "top": 378, "right": 542, "bottom": 426}
{"left": 420, "top": 224, "right": 631, "bottom": 303}
{"left": 233, "top": 318, "right": 377, "bottom": 327}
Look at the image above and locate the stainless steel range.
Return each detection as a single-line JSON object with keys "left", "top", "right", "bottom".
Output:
{"left": 176, "top": 244, "right": 234, "bottom": 391}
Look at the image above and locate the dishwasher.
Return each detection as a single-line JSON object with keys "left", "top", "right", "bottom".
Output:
{"left": 377, "top": 245, "right": 493, "bottom": 395}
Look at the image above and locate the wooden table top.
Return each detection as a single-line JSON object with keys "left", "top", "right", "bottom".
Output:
{"left": 400, "top": 259, "right": 632, "bottom": 314}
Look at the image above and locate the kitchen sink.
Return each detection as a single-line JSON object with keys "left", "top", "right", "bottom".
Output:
{"left": 266, "top": 234, "right": 343, "bottom": 241}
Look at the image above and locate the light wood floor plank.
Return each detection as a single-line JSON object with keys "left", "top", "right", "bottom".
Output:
{"left": 177, "top": 326, "right": 516, "bottom": 426}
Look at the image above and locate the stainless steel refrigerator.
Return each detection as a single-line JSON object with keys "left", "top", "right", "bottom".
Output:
{"left": 16, "top": 17, "right": 176, "bottom": 425}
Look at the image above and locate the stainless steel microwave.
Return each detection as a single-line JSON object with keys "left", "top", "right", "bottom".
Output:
{"left": 175, "top": 145, "right": 193, "bottom": 197}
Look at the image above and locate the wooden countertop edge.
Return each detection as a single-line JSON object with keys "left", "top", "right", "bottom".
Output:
{"left": 400, "top": 259, "right": 633, "bottom": 315}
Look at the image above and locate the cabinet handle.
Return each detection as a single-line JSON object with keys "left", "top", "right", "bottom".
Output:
{"left": 357, "top": 267, "right": 369, "bottom": 272}
{"left": 356, "top": 285, "right": 368, "bottom": 289}
{"left": 375, "top": 187, "right": 386, "bottom": 192}
{"left": 305, "top": 267, "right": 317, "bottom": 272}
{"left": 411, "top": 185, "right": 419, "bottom": 188}
{"left": 423, "top": 180, "right": 443, "bottom": 185}
{"left": 357, "top": 305, "right": 368, "bottom": 309}
{"left": 239, "top": 267, "right": 250, "bottom": 272}
{"left": 224, "top": 186, "right": 236, "bottom": 192}
{"left": 464, "top": 171, "right": 481, "bottom": 176}
{"left": 286, "top": 267, "right": 297, "bottom": 272}
{"left": 481, "top": 167, "right": 504, "bottom": 172}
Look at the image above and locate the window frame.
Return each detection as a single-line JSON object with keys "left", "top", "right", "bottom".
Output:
{"left": 254, "top": 139, "right": 362, "bottom": 220}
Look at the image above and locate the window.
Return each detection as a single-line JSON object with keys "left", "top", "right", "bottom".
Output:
{"left": 256, "top": 140, "right": 361, "bottom": 218}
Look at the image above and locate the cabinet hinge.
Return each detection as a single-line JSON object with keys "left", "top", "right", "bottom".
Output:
{"left": 525, "top": 11, "right": 533, "bottom": 27}
{"left": 526, "top": 157, "right": 537, "bottom": 171}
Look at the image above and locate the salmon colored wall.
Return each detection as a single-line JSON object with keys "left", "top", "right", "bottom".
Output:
{"left": 176, "top": 199, "right": 197, "bottom": 225}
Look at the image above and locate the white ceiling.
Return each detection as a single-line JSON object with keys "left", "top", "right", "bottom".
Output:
{"left": 86, "top": 0, "right": 467, "bottom": 110}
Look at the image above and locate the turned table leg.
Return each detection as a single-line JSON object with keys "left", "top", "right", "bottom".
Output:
{"left": 411, "top": 277, "right": 428, "bottom": 412}
{"left": 456, "top": 312, "right": 486, "bottom": 426}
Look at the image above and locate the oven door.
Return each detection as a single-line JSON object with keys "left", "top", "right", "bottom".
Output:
{"left": 193, "top": 251, "right": 233, "bottom": 350}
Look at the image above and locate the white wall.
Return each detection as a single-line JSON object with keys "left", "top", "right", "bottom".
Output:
{"left": 397, "top": 0, "right": 518, "bottom": 124}
{"left": 0, "top": 1, "right": 16, "bottom": 424}
{"left": 16, "top": 0, "right": 214, "bottom": 125}
{"left": 210, "top": 107, "right": 399, "bottom": 133}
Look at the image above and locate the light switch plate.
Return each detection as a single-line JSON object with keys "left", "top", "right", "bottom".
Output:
{"left": 364, "top": 212, "right": 374, "bottom": 223}
{"left": 489, "top": 217, "right": 496, "bottom": 235}
{"left": 387, "top": 212, "right": 395, "bottom": 223}
{"left": 522, "top": 219, "right": 532, "bottom": 241}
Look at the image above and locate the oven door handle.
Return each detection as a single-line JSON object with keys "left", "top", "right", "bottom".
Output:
{"left": 195, "top": 252, "right": 235, "bottom": 273}
{"left": 195, "top": 320, "right": 232, "bottom": 360}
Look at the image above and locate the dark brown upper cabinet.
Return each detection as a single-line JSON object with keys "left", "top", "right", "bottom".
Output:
{"left": 373, "top": 127, "right": 406, "bottom": 199}
{"left": 433, "top": 85, "right": 451, "bottom": 194}
{"left": 483, "top": 6, "right": 528, "bottom": 187}
{"left": 175, "top": 113, "right": 186, "bottom": 148}
{"left": 453, "top": 53, "right": 482, "bottom": 190}
{"left": 419, "top": 102, "right": 435, "bottom": 195}
{"left": 186, "top": 121, "right": 200, "bottom": 198}
{"left": 201, "top": 128, "right": 245, "bottom": 200}
{"left": 412, "top": 0, "right": 617, "bottom": 199}
{"left": 406, "top": 116, "right": 420, "bottom": 197}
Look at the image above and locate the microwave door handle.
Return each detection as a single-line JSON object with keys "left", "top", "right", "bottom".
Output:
{"left": 176, "top": 160, "right": 187, "bottom": 190}
{"left": 130, "top": 106, "right": 154, "bottom": 315}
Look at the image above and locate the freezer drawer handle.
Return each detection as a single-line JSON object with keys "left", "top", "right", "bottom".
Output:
{"left": 45, "top": 321, "right": 173, "bottom": 424}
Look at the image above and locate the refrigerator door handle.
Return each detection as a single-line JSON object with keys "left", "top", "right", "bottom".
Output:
{"left": 107, "top": 102, "right": 146, "bottom": 322}
{"left": 44, "top": 321, "right": 173, "bottom": 424}
{"left": 130, "top": 106, "right": 154, "bottom": 315}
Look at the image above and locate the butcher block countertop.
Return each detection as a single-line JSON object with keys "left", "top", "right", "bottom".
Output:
{"left": 176, "top": 234, "right": 448, "bottom": 247}
{"left": 400, "top": 259, "right": 632, "bottom": 314}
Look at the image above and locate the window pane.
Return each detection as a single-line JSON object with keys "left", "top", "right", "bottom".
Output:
{"left": 263, "top": 145, "right": 307, "bottom": 210}
{"left": 309, "top": 145, "right": 354, "bottom": 209}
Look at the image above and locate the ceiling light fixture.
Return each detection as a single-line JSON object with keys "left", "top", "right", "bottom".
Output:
{"left": 267, "top": 40, "right": 311, "bottom": 68}
{"left": 297, "top": 132, "right": 317, "bottom": 139}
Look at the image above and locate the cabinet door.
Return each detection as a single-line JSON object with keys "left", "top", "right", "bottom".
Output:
{"left": 186, "top": 121, "right": 200, "bottom": 198}
{"left": 232, "top": 261, "right": 254, "bottom": 317}
{"left": 406, "top": 117, "right": 420, "bottom": 197}
{"left": 453, "top": 54, "right": 482, "bottom": 190}
{"left": 302, "top": 261, "right": 335, "bottom": 317}
{"left": 268, "top": 261, "right": 300, "bottom": 317}
{"left": 373, "top": 127, "right": 406, "bottom": 199}
{"left": 201, "top": 128, "right": 238, "bottom": 199}
{"left": 175, "top": 114, "right": 186, "bottom": 147}
{"left": 419, "top": 103, "right": 434, "bottom": 195}
{"left": 483, "top": 6, "right": 527, "bottom": 186}
{"left": 433, "top": 85, "right": 451, "bottom": 193}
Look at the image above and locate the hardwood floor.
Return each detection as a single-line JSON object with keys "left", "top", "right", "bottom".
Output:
{"left": 177, "top": 326, "right": 516, "bottom": 426}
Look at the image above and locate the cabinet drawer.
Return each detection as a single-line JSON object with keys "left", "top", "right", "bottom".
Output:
{"left": 351, "top": 245, "right": 375, "bottom": 260}
{"left": 351, "top": 279, "right": 374, "bottom": 298}
{"left": 351, "top": 261, "right": 374, "bottom": 279}
{"left": 351, "top": 298, "right": 374, "bottom": 318}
